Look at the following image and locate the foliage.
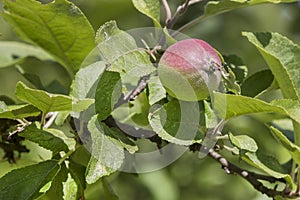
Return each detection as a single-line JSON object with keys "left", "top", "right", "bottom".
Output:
{"left": 0, "top": 0, "right": 299, "bottom": 199}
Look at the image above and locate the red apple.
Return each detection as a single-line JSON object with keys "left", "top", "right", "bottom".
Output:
{"left": 158, "top": 39, "right": 222, "bottom": 101}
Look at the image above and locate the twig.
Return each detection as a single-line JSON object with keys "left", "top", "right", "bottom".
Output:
{"left": 114, "top": 75, "right": 150, "bottom": 109}
{"left": 44, "top": 112, "right": 59, "bottom": 129}
{"left": 161, "top": 0, "right": 172, "bottom": 25}
{"left": 123, "top": 75, "right": 150, "bottom": 102}
{"left": 205, "top": 146, "right": 288, "bottom": 198}
{"left": 8, "top": 119, "right": 31, "bottom": 138}
{"left": 167, "top": 0, "right": 191, "bottom": 29}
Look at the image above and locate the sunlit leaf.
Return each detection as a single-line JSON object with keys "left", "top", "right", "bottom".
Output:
{"left": 86, "top": 115, "right": 125, "bottom": 184}
{"left": 148, "top": 99, "right": 202, "bottom": 145}
{"left": 243, "top": 32, "right": 300, "bottom": 100}
{"left": 19, "top": 122, "right": 69, "bottom": 155}
{"left": 2, "top": 0, "right": 95, "bottom": 76}
{"left": 214, "top": 92, "right": 300, "bottom": 124}
{"left": 270, "top": 126, "right": 300, "bottom": 166}
{"left": 243, "top": 152, "right": 295, "bottom": 190}
{"left": 0, "top": 101, "right": 40, "bottom": 119}
{"left": 147, "top": 75, "right": 166, "bottom": 105}
{"left": 37, "top": 163, "right": 68, "bottom": 200}
{"left": 16, "top": 81, "right": 94, "bottom": 113}
{"left": 228, "top": 133, "right": 258, "bottom": 152}
{"left": 95, "top": 21, "right": 155, "bottom": 77}
{"left": 132, "top": 0, "right": 160, "bottom": 27}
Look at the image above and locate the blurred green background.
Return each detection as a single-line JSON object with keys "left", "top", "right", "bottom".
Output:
{"left": 0, "top": 0, "right": 299, "bottom": 199}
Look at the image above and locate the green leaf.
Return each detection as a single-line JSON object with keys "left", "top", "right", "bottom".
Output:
{"left": 95, "top": 71, "right": 122, "bottom": 121}
{"left": 0, "top": 101, "right": 40, "bottom": 119}
{"left": 46, "top": 128, "right": 76, "bottom": 151}
{"left": 241, "top": 70, "right": 274, "bottom": 97}
{"left": 0, "top": 41, "right": 53, "bottom": 68}
{"left": 271, "top": 99, "right": 300, "bottom": 125}
{"left": 0, "top": 160, "right": 60, "bottom": 200}
{"left": 147, "top": 75, "right": 166, "bottom": 105}
{"left": 131, "top": 0, "right": 160, "bottom": 27}
{"left": 69, "top": 161, "right": 86, "bottom": 199}
{"left": 228, "top": 133, "right": 258, "bottom": 153}
{"left": 2, "top": 0, "right": 95, "bottom": 76}
{"left": 112, "top": 91, "right": 153, "bottom": 131}
{"left": 203, "top": 100, "right": 218, "bottom": 129}
{"left": 95, "top": 21, "right": 155, "bottom": 77}
{"left": 19, "top": 122, "right": 69, "bottom": 155}
{"left": 270, "top": 126, "right": 300, "bottom": 165}
{"left": 214, "top": 92, "right": 300, "bottom": 124}
{"left": 37, "top": 163, "right": 68, "bottom": 200}
{"left": 243, "top": 32, "right": 300, "bottom": 100}
{"left": 222, "top": 65, "right": 241, "bottom": 95}
{"left": 16, "top": 81, "right": 94, "bottom": 113}
{"left": 243, "top": 152, "right": 295, "bottom": 189}
{"left": 72, "top": 61, "right": 106, "bottom": 99}
{"left": 86, "top": 115, "right": 125, "bottom": 184}
{"left": 148, "top": 99, "right": 202, "bottom": 145}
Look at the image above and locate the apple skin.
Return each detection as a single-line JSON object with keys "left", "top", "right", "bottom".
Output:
{"left": 158, "top": 39, "right": 222, "bottom": 101}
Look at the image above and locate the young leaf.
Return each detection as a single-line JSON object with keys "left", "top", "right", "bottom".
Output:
{"left": 0, "top": 41, "right": 53, "bottom": 68}
{"left": 0, "top": 160, "right": 60, "bottom": 200}
{"left": 0, "top": 101, "right": 40, "bottom": 119}
{"left": 241, "top": 70, "right": 274, "bottom": 97}
{"left": 19, "top": 122, "right": 69, "bottom": 156}
{"left": 95, "top": 21, "right": 155, "bottom": 77}
{"left": 95, "top": 70, "right": 122, "bottom": 121}
{"left": 148, "top": 99, "right": 202, "bottom": 145}
{"left": 2, "top": 0, "right": 95, "bottom": 75}
{"left": 147, "top": 75, "right": 166, "bottom": 105}
{"left": 86, "top": 115, "right": 125, "bottom": 184}
{"left": 214, "top": 92, "right": 300, "bottom": 124}
{"left": 15, "top": 81, "right": 94, "bottom": 113}
{"left": 243, "top": 32, "right": 300, "bottom": 100}
{"left": 228, "top": 133, "right": 258, "bottom": 153}
{"left": 131, "top": 0, "right": 160, "bottom": 27}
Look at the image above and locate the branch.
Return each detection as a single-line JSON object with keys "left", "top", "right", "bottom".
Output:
{"left": 190, "top": 144, "right": 292, "bottom": 198}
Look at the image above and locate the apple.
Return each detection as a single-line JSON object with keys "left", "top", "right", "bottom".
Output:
{"left": 158, "top": 39, "right": 222, "bottom": 101}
